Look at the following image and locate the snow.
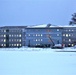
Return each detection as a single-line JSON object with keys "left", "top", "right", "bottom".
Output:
{"left": 27, "top": 24, "right": 76, "bottom": 28}
{"left": 0, "top": 48, "right": 76, "bottom": 75}
{"left": 27, "top": 24, "right": 62, "bottom": 28}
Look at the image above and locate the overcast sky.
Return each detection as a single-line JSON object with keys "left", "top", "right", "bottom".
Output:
{"left": 0, "top": 0, "right": 76, "bottom": 26}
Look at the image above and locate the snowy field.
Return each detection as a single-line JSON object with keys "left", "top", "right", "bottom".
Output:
{"left": 0, "top": 48, "right": 76, "bottom": 75}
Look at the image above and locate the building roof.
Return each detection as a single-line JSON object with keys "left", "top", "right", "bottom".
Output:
{"left": 0, "top": 26, "right": 27, "bottom": 29}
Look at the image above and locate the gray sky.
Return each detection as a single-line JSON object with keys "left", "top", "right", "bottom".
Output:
{"left": 0, "top": 0, "right": 76, "bottom": 26}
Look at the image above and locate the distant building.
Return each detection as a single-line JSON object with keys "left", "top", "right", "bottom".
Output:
{"left": 0, "top": 26, "right": 26, "bottom": 48}
{"left": 25, "top": 27, "right": 63, "bottom": 47}
{"left": 0, "top": 25, "right": 76, "bottom": 48}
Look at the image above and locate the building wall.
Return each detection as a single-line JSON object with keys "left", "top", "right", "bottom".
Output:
{"left": 62, "top": 27, "right": 76, "bottom": 47}
{"left": 0, "top": 28, "right": 22, "bottom": 48}
{"left": 25, "top": 27, "right": 63, "bottom": 47}
{"left": 1, "top": 26, "right": 76, "bottom": 48}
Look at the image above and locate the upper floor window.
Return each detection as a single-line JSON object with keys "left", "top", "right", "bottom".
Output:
{"left": 28, "top": 34, "right": 30, "bottom": 36}
{"left": 69, "top": 34, "right": 71, "bottom": 36}
{"left": 4, "top": 35, "right": 6, "bottom": 37}
{"left": 4, "top": 39, "right": 6, "bottom": 42}
{"left": 63, "top": 34, "right": 65, "bottom": 36}
{"left": 19, "top": 34, "right": 21, "bottom": 37}
{"left": 66, "top": 34, "right": 68, "bottom": 37}
{"left": 69, "top": 39, "right": 71, "bottom": 42}
{"left": 19, "top": 39, "right": 21, "bottom": 42}
{"left": 57, "top": 29, "right": 59, "bottom": 31}
{"left": 57, "top": 34, "right": 59, "bottom": 36}
{"left": 41, "top": 34, "right": 43, "bottom": 36}
{"left": 4, "top": 30, "right": 6, "bottom": 32}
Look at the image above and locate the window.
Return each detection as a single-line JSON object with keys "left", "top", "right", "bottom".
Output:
{"left": 72, "top": 44, "right": 74, "bottom": 46}
{"left": 19, "top": 34, "right": 21, "bottom": 37}
{"left": 14, "top": 44, "right": 16, "bottom": 46}
{"left": 36, "top": 39, "right": 37, "bottom": 41}
{"left": 41, "top": 34, "right": 43, "bottom": 36}
{"left": 12, "top": 35, "right": 13, "bottom": 37}
{"left": 38, "top": 39, "right": 40, "bottom": 41}
{"left": 36, "top": 34, "right": 37, "bottom": 36}
{"left": 19, "top": 39, "right": 21, "bottom": 42}
{"left": 69, "top": 34, "right": 71, "bottom": 36}
{"left": 12, "top": 39, "right": 14, "bottom": 42}
{"left": 41, "top": 39, "right": 43, "bottom": 41}
{"left": 38, "top": 34, "right": 40, "bottom": 36}
{"left": 1, "top": 39, "right": 3, "bottom": 42}
{"left": 28, "top": 34, "right": 30, "bottom": 36}
{"left": 1, "top": 35, "right": 3, "bottom": 37}
{"left": 20, "top": 44, "right": 21, "bottom": 46}
{"left": 1, "top": 44, "right": 3, "bottom": 46}
{"left": 63, "top": 34, "right": 65, "bottom": 36}
{"left": 4, "top": 39, "right": 6, "bottom": 42}
{"left": 69, "top": 39, "right": 71, "bottom": 42}
{"left": 17, "top": 35, "right": 18, "bottom": 37}
{"left": 4, "top": 35, "right": 6, "bottom": 37}
{"left": 12, "top": 44, "right": 14, "bottom": 46}
{"left": 66, "top": 34, "right": 68, "bottom": 37}
{"left": 4, "top": 30, "right": 6, "bottom": 32}
{"left": 14, "top": 35, "right": 16, "bottom": 37}
{"left": 33, "top": 34, "right": 35, "bottom": 36}
{"left": 4, "top": 44, "right": 6, "bottom": 46}
{"left": 9, "top": 35, "right": 11, "bottom": 37}
{"left": 14, "top": 39, "right": 16, "bottom": 41}
{"left": 57, "top": 34, "right": 59, "bottom": 36}
{"left": 17, "top": 44, "right": 19, "bottom": 46}
{"left": 57, "top": 29, "right": 59, "bottom": 31}
{"left": 36, "top": 44, "right": 38, "bottom": 46}
{"left": 17, "top": 39, "right": 18, "bottom": 42}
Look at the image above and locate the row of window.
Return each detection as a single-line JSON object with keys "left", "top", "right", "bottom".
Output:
{"left": 27, "top": 34, "right": 60, "bottom": 37}
{"left": 0, "top": 44, "right": 22, "bottom": 47}
{"left": 64, "top": 29, "right": 76, "bottom": 32}
{"left": 0, "top": 34, "right": 22, "bottom": 37}
{"left": 9, "top": 34, "right": 21, "bottom": 37}
{"left": 9, "top": 39, "right": 21, "bottom": 42}
{"left": 9, "top": 44, "right": 22, "bottom": 46}
{"left": 0, "top": 44, "right": 6, "bottom": 47}
{"left": 0, "top": 39, "right": 6, "bottom": 42}
{"left": 28, "top": 34, "right": 43, "bottom": 37}
{"left": 63, "top": 39, "right": 71, "bottom": 42}
{"left": 0, "top": 35, "right": 6, "bottom": 37}
{"left": 0, "top": 39, "right": 21, "bottom": 42}
{"left": 35, "top": 39, "right": 43, "bottom": 41}
{"left": 0, "top": 30, "right": 21, "bottom": 32}
{"left": 63, "top": 34, "right": 73, "bottom": 37}
{"left": 27, "top": 29, "right": 60, "bottom": 32}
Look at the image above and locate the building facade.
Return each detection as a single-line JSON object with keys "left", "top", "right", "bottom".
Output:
{"left": 62, "top": 27, "right": 76, "bottom": 47}
{"left": 25, "top": 27, "right": 63, "bottom": 47}
{"left": 0, "top": 26, "right": 26, "bottom": 48}
{"left": 0, "top": 25, "right": 76, "bottom": 48}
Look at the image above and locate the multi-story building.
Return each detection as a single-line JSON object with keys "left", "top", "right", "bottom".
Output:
{"left": 0, "top": 25, "right": 76, "bottom": 48}
{"left": 0, "top": 26, "right": 26, "bottom": 48}
{"left": 62, "top": 26, "right": 76, "bottom": 47}
{"left": 25, "top": 27, "right": 63, "bottom": 47}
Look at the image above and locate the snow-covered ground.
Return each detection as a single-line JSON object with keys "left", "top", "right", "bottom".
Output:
{"left": 0, "top": 48, "right": 76, "bottom": 75}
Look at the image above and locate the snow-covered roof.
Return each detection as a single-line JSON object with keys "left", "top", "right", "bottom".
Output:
{"left": 27, "top": 24, "right": 61, "bottom": 28}
{"left": 27, "top": 24, "right": 76, "bottom": 28}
